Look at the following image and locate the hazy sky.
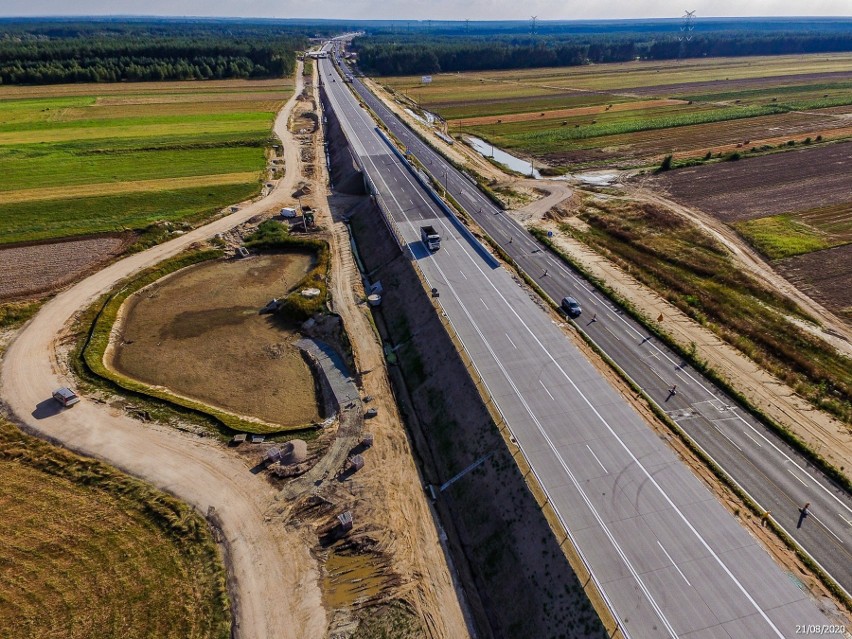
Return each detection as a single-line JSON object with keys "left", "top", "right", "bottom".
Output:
{"left": 1, "top": 1, "right": 850, "bottom": 21}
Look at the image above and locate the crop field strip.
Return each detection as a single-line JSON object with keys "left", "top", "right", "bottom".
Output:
{"left": 0, "top": 79, "right": 289, "bottom": 244}
{"left": 0, "top": 183, "right": 258, "bottom": 245}
{"left": 384, "top": 53, "right": 852, "bottom": 165}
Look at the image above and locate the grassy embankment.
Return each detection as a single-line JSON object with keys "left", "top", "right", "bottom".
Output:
{"left": 0, "top": 80, "right": 291, "bottom": 246}
{"left": 560, "top": 199, "right": 851, "bottom": 423}
{"left": 382, "top": 53, "right": 852, "bottom": 165}
{"left": 76, "top": 222, "right": 328, "bottom": 437}
{"left": 0, "top": 416, "right": 230, "bottom": 639}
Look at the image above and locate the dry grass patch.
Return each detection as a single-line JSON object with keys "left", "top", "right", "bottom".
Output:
{"left": 568, "top": 198, "right": 851, "bottom": 421}
{"left": 0, "top": 417, "right": 229, "bottom": 639}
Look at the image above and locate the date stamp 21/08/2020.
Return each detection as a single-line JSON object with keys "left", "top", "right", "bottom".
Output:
{"left": 795, "top": 625, "right": 847, "bottom": 635}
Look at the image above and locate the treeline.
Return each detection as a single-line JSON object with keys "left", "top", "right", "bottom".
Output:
{"left": 354, "top": 31, "right": 852, "bottom": 75}
{"left": 0, "top": 20, "right": 308, "bottom": 84}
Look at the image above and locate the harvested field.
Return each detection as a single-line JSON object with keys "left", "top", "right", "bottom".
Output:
{"left": 0, "top": 417, "right": 229, "bottom": 639}
{"left": 649, "top": 141, "right": 852, "bottom": 222}
{"left": 776, "top": 244, "right": 852, "bottom": 321}
{"left": 113, "top": 253, "right": 321, "bottom": 429}
{"left": 452, "top": 98, "right": 686, "bottom": 126}
{"left": 0, "top": 78, "right": 291, "bottom": 99}
{"left": 0, "top": 235, "right": 131, "bottom": 300}
{"left": 624, "top": 70, "right": 852, "bottom": 98}
{"left": 473, "top": 54, "right": 852, "bottom": 93}
{"left": 0, "top": 172, "right": 258, "bottom": 205}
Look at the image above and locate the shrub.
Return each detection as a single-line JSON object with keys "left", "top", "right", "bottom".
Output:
{"left": 243, "top": 226, "right": 331, "bottom": 321}
{"left": 656, "top": 154, "right": 674, "bottom": 172}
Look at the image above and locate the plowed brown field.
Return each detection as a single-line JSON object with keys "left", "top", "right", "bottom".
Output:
{"left": 649, "top": 141, "right": 852, "bottom": 222}
{"left": 0, "top": 235, "right": 129, "bottom": 300}
{"left": 776, "top": 243, "right": 852, "bottom": 320}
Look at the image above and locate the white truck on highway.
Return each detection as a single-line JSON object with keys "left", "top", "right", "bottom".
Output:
{"left": 421, "top": 225, "right": 441, "bottom": 251}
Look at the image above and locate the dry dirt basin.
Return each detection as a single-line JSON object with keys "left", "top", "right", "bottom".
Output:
{"left": 112, "top": 252, "right": 320, "bottom": 429}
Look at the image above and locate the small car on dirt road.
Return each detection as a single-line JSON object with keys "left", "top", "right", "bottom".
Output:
{"left": 52, "top": 387, "right": 80, "bottom": 407}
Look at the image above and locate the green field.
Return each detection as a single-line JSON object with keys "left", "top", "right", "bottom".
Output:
{"left": 383, "top": 53, "right": 852, "bottom": 166}
{"left": 1, "top": 183, "right": 259, "bottom": 245}
{"left": 0, "top": 79, "right": 290, "bottom": 244}
{"left": 0, "top": 417, "right": 229, "bottom": 639}
{"left": 734, "top": 203, "right": 852, "bottom": 260}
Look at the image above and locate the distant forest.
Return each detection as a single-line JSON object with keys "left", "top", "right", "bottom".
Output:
{"left": 352, "top": 18, "right": 852, "bottom": 75}
{"left": 0, "top": 20, "right": 310, "bottom": 84}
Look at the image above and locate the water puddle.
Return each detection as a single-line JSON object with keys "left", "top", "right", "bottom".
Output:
{"left": 574, "top": 171, "right": 620, "bottom": 186}
{"left": 322, "top": 548, "right": 390, "bottom": 608}
{"left": 465, "top": 135, "right": 541, "bottom": 178}
{"left": 404, "top": 108, "right": 440, "bottom": 127}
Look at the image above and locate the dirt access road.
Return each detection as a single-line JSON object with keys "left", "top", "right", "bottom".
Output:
{"left": 1, "top": 64, "right": 332, "bottom": 639}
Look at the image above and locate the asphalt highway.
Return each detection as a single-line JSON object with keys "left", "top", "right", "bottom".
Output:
{"left": 333, "top": 55, "right": 852, "bottom": 598}
{"left": 319, "top": 49, "right": 842, "bottom": 638}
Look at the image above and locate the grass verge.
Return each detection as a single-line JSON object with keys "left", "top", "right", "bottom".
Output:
{"left": 0, "top": 299, "right": 44, "bottom": 329}
{"left": 560, "top": 199, "right": 851, "bottom": 423}
{"left": 0, "top": 415, "right": 231, "bottom": 638}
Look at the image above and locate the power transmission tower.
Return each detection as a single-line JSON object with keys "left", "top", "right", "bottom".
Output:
{"left": 530, "top": 16, "right": 537, "bottom": 35}
{"left": 678, "top": 10, "right": 696, "bottom": 59}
